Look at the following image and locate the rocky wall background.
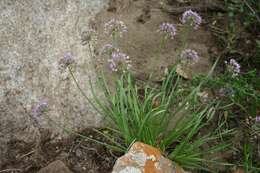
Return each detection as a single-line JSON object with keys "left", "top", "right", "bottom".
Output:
{"left": 0, "top": 0, "right": 108, "bottom": 165}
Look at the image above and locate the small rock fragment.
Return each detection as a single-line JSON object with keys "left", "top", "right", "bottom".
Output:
{"left": 112, "top": 141, "right": 186, "bottom": 173}
{"left": 37, "top": 160, "right": 73, "bottom": 173}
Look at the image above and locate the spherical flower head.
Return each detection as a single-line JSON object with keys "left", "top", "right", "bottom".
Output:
{"left": 180, "top": 49, "right": 199, "bottom": 64}
{"left": 32, "top": 101, "right": 48, "bottom": 118}
{"left": 108, "top": 50, "right": 131, "bottom": 73}
{"left": 158, "top": 22, "right": 177, "bottom": 39}
{"left": 181, "top": 10, "right": 202, "bottom": 29}
{"left": 59, "top": 53, "right": 76, "bottom": 70}
{"left": 100, "top": 44, "right": 119, "bottom": 56}
{"left": 104, "top": 19, "right": 127, "bottom": 38}
{"left": 225, "top": 59, "right": 241, "bottom": 77}
{"left": 81, "top": 28, "right": 98, "bottom": 45}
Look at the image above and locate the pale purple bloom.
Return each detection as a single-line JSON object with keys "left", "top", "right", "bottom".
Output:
{"left": 225, "top": 59, "right": 241, "bottom": 77}
{"left": 108, "top": 51, "right": 131, "bottom": 72}
{"left": 158, "top": 23, "right": 177, "bottom": 39}
{"left": 181, "top": 10, "right": 202, "bottom": 29}
{"left": 104, "top": 19, "right": 127, "bottom": 38}
{"left": 180, "top": 49, "right": 199, "bottom": 64}
{"left": 32, "top": 101, "right": 48, "bottom": 118}
{"left": 100, "top": 44, "right": 118, "bottom": 55}
{"left": 256, "top": 116, "right": 260, "bottom": 122}
{"left": 59, "top": 53, "right": 76, "bottom": 70}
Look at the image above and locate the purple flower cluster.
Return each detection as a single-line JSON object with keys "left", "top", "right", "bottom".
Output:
{"left": 32, "top": 101, "right": 48, "bottom": 118}
{"left": 59, "top": 53, "right": 76, "bottom": 70}
{"left": 104, "top": 19, "right": 127, "bottom": 38}
{"left": 108, "top": 50, "right": 131, "bottom": 72}
{"left": 256, "top": 116, "right": 260, "bottom": 122}
{"left": 181, "top": 10, "right": 202, "bottom": 29}
{"left": 225, "top": 59, "right": 241, "bottom": 77}
{"left": 158, "top": 23, "right": 177, "bottom": 39}
{"left": 100, "top": 43, "right": 131, "bottom": 72}
{"left": 180, "top": 49, "right": 199, "bottom": 64}
{"left": 100, "top": 44, "right": 118, "bottom": 55}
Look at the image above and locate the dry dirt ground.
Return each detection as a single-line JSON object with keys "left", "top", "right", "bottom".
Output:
{"left": 1, "top": 129, "right": 117, "bottom": 173}
{"left": 1, "top": 0, "right": 226, "bottom": 172}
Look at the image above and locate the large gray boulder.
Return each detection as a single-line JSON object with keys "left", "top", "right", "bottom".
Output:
{"left": 0, "top": 0, "right": 108, "bottom": 166}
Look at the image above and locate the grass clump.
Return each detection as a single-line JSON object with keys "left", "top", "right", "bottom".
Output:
{"left": 85, "top": 64, "right": 233, "bottom": 171}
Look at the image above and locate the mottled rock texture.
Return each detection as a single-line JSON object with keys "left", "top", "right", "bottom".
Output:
{"left": 112, "top": 142, "right": 186, "bottom": 173}
{"left": 0, "top": 0, "right": 108, "bottom": 166}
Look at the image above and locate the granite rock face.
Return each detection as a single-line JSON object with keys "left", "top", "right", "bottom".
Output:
{"left": 0, "top": 0, "right": 108, "bottom": 166}
{"left": 112, "top": 142, "right": 186, "bottom": 173}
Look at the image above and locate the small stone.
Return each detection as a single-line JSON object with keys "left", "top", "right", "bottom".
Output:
{"left": 112, "top": 142, "right": 186, "bottom": 173}
{"left": 233, "top": 169, "right": 244, "bottom": 173}
{"left": 37, "top": 160, "right": 73, "bottom": 173}
{"left": 176, "top": 64, "right": 191, "bottom": 79}
{"left": 75, "top": 148, "right": 83, "bottom": 158}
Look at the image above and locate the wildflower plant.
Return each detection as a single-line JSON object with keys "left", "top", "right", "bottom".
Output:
{"left": 100, "top": 44, "right": 118, "bottom": 55}
{"left": 101, "top": 44, "right": 131, "bottom": 73}
{"left": 88, "top": 65, "right": 233, "bottom": 171}
{"left": 63, "top": 56, "right": 232, "bottom": 171}
{"left": 81, "top": 28, "right": 98, "bottom": 58}
{"left": 108, "top": 51, "right": 131, "bottom": 72}
{"left": 193, "top": 68, "right": 260, "bottom": 118}
{"left": 181, "top": 10, "right": 202, "bottom": 30}
{"left": 156, "top": 10, "right": 202, "bottom": 66}
{"left": 158, "top": 22, "right": 177, "bottom": 40}
{"left": 58, "top": 53, "right": 76, "bottom": 71}
{"left": 225, "top": 58, "right": 241, "bottom": 77}
{"left": 54, "top": 10, "right": 235, "bottom": 172}
{"left": 180, "top": 48, "right": 200, "bottom": 65}
{"left": 104, "top": 19, "right": 127, "bottom": 39}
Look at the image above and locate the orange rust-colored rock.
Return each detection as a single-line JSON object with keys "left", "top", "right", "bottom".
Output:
{"left": 130, "top": 142, "right": 161, "bottom": 173}
{"left": 112, "top": 142, "right": 186, "bottom": 173}
{"left": 176, "top": 164, "right": 186, "bottom": 173}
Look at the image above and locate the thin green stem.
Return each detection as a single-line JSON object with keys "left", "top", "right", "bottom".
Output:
{"left": 45, "top": 115, "right": 125, "bottom": 152}
{"left": 68, "top": 67, "right": 102, "bottom": 115}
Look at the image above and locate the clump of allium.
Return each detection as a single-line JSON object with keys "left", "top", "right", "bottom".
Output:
{"left": 108, "top": 50, "right": 131, "bottom": 73}
{"left": 225, "top": 59, "right": 241, "bottom": 77}
{"left": 59, "top": 53, "right": 76, "bottom": 70}
{"left": 32, "top": 101, "right": 48, "bottom": 118}
{"left": 180, "top": 49, "right": 199, "bottom": 64}
{"left": 181, "top": 10, "right": 202, "bottom": 29}
{"left": 81, "top": 28, "right": 97, "bottom": 45}
{"left": 104, "top": 19, "right": 127, "bottom": 38}
{"left": 158, "top": 22, "right": 177, "bottom": 39}
{"left": 100, "top": 44, "right": 119, "bottom": 55}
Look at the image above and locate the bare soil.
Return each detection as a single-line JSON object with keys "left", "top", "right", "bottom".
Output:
{"left": 1, "top": 129, "right": 117, "bottom": 173}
